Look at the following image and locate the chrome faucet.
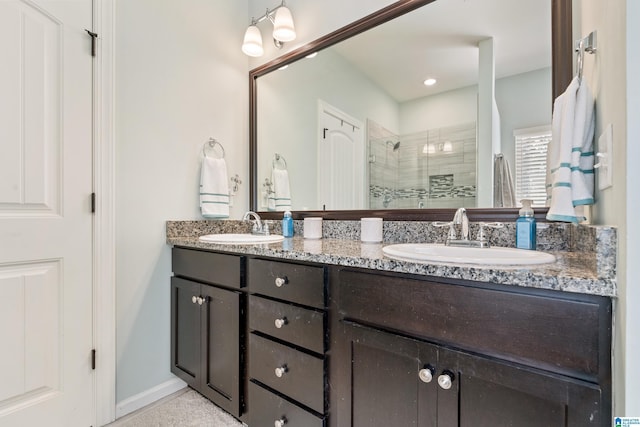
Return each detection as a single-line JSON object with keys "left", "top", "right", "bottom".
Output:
{"left": 243, "top": 211, "right": 269, "bottom": 235}
{"left": 434, "top": 208, "right": 504, "bottom": 248}
{"left": 453, "top": 208, "right": 469, "bottom": 241}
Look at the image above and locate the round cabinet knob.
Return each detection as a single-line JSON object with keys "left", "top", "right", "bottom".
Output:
{"left": 191, "top": 296, "right": 197, "bottom": 304}
{"left": 418, "top": 367, "right": 434, "bottom": 383}
{"left": 274, "top": 365, "right": 288, "bottom": 378}
{"left": 196, "top": 297, "right": 205, "bottom": 305}
{"left": 274, "top": 417, "right": 287, "bottom": 427}
{"left": 275, "top": 277, "right": 287, "bottom": 287}
{"left": 274, "top": 317, "right": 288, "bottom": 329}
{"left": 438, "top": 371, "right": 455, "bottom": 390}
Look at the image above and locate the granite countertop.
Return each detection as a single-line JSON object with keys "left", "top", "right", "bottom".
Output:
{"left": 167, "top": 220, "right": 617, "bottom": 298}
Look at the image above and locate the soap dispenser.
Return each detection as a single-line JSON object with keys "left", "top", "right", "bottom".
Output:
{"left": 282, "top": 211, "right": 294, "bottom": 238}
{"left": 516, "top": 199, "right": 536, "bottom": 250}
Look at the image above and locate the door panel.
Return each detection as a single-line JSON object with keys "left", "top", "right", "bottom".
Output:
{"left": 345, "top": 322, "right": 437, "bottom": 427}
{"left": 171, "top": 278, "right": 201, "bottom": 386}
{"left": 0, "top": 261, "right": 61, "bottom": 402}
{"left": 0, "top": 0, "right": 93, "bottom": 425}
{"left": 317, "top": 101, "right": 365, "bottom": 210}
{"left": 448, "top": 349, "right": 604, "bottom": 427}
{"left": 201, "top": 285, "right": 242, "bottom": 417}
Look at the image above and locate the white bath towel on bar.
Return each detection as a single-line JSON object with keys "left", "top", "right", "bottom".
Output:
{"left": 493, "top": 154, "right": 515, "bottom": 208}
{"left": 546, "top": 76, "right": 595, "bottom": 223}
{"left": 271, "top": 168, "right": 292, "bottom": 211}
{"left": 200, "top": 157, "right": 229, "bottom": 218}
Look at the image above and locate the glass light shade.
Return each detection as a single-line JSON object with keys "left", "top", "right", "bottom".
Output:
{"left": 273, "top": 6, "right": 296, "bottom": 42}
{"left": 242, "top": 25, "right": 264, "bottom": 57}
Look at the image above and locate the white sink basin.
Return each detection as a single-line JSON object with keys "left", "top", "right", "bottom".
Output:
{"left": 198, "top": 234, "right": 284, "bottom": 245}
{"left": 382, "top": 243, "right": 556, "bottom": 266}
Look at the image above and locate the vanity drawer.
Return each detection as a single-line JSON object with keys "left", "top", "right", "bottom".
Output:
{"left": 338, "top": 269, "right": 611, "bottom": 383}
{"left": 248, "top": 258, "right": 325, "bottom": 308}
{"left": 247, "top": 381, "right": 324, "bottom": 427}
{"left": 249, "top": 333, "right": 324, "bottom": 413}
{"left": 172, "top": 248, "right": 242, "bottom": 289}
{"left": 249, "top": 295, "right": 325, "bottom": 354}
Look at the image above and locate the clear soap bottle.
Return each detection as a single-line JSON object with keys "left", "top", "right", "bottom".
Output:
{"left": 282, "top": 211, "right": 294, "bottom": 238}
{"left": 516, "top": 199, "right": 536, "bottom": 250}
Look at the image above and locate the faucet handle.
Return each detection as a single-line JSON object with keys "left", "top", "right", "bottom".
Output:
{"left": 477, "top": 222, "right": 504, "bottom": 245}
{"left": 262, "top": 220, "right": 272, "bottom": 235}
{"left": 433, "top": 221, "right": 456, "bottom": 242}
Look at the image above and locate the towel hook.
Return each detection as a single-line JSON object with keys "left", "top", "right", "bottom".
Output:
{"left": 203, "top": 137, "right": 225, "bottom": 159}
{"left": 575, "top": 31, "right": 597, "bottom": 80}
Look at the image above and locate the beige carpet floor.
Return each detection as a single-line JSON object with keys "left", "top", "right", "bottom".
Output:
{"left": 107, "top": 388, "right": 244, "bottom": 427}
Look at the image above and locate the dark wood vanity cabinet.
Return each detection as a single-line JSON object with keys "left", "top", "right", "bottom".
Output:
{"left": 330, "top": 268, "right": 612, "bottom": 427}
{"left": 169, "top": 248, "right": 612, "bottom": 427}
{"left": 170, "top": 248, "right": 244, "bottom": 418}
{"left": 245, "top": 258, "right": 327, "bottom": 426}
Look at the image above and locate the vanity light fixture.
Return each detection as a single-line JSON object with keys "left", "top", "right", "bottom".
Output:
{"left": 423, "top": 78, "right": 437, "bottom": 86}
{"left": 242, "top": 0, "right": 296, "bottom": 57}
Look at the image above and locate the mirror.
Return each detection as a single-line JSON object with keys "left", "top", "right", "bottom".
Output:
{"left": 250, "top": 0, "right": 572, "bottom": 220}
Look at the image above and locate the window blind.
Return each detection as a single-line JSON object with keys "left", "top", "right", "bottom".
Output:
{"left": 514, "top": 126, "right": 551, "bottom": 207}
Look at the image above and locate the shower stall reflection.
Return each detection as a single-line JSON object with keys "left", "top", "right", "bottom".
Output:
{"left": 368, "top": 122, "right": 477, "bottom": 209}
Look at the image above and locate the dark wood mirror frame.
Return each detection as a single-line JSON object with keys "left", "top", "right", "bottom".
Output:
{"left": 249, "top": 0, "right": 572, "bottom": 222}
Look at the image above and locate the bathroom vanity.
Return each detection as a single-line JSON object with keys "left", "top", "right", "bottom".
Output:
{"left": 167, "top": 221, "right": 614, "bottom": 427}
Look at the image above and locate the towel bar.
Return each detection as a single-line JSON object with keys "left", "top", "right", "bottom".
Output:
{"left": 273, "top": 153, "right": 287, "bottom": 170}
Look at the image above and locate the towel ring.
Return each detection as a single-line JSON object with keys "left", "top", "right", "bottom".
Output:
{"left": 203, "top": 137, "right": 225, "bottom": 159}
{"left": 272, "top": 153, "right": 287, "bottom": 170}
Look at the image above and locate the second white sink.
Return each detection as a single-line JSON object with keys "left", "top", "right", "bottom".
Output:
{"left": 199, "top": 234, "right": 284, "bottom": 245}
{"left": 382, "top": 243, "right": 555, "bottom": 266}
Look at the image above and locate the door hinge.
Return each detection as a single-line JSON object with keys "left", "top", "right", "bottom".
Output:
{"left": 323, "top": 127, "right": 328, "bottom": 139}
{"left": 91, "top": 349, "right": 96, "bottom": 370}
{"left": 91, "top": 193, "right": 96, "bottom": 213}
{"left": 85, "top": 29, "right": 98, "bottom": 57}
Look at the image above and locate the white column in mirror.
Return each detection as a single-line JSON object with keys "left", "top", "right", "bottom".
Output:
{"left": 477, "top": 37, "right": 500, "bottom": 207}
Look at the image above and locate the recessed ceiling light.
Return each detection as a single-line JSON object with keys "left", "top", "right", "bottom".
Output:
{"left": 278, "top": 64, "right": 289, "bottom": 70}
{"left": 423, "top": 78, "right": 437, "bottom": 86}
{"left": 306, "top": 52, "right": 318, "bottom": 59}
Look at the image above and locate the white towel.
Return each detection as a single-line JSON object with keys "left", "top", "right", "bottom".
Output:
{"left": 270, "top": 168, "right": 291, "bottom": 211}
{"left": 546, "top": 76, "right": 595, "bottom": 223}
{"left": 493, "top": 154, "right": 515, "bottom": 208}
{"left": 199, "top": 157, "right": 229, "bottom": 218}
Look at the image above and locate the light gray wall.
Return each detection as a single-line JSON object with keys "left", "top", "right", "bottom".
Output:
{"left": 625, "top": 0, "right": 640, "bottom": 414}
{"left": 578, "top": 0, "right": 636, "bottom": 416}
{"left": 115, "top": 0, "right": 248, "bottom": 403}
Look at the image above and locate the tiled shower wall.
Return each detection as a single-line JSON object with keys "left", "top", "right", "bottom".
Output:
{"left": 369, "top": 122, "right": 477, "bottom": 209}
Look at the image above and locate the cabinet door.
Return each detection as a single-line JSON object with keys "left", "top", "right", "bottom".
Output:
{"left": 200, "top": 284, "right": 243, "bottom": 418}
{"left": 344, "top": 322, "right": 438, "bottom": 427}
{"left": 170, "top": 277, "right": 201, "bottom": 388}
{"left": 438, "top": 349, "right": 604, "bottom": 427}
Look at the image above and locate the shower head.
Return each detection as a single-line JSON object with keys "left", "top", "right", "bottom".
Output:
{"left": 386, "top": 140, "right": 400, "bottom": 151}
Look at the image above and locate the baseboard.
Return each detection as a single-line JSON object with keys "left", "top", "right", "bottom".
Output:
{"left": 115, "top": 377, "right": 188, "bottom": 419}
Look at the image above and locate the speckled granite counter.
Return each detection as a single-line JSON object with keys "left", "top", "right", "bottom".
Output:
{"left": 167, "top": 220, "right": 617, "bottom": 298}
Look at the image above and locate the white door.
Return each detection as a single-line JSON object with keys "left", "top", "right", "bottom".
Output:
{"left": 317, "top": 101, "right": 365, "bottom": 210}
{"left": 0, "top": 1, "right": 94, "bottom": 426}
